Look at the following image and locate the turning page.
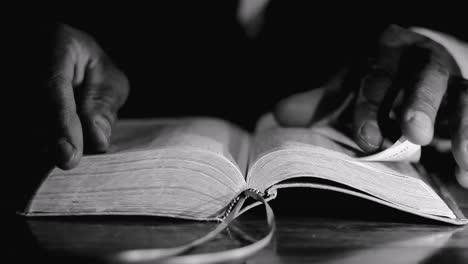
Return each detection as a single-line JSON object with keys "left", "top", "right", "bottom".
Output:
{"left": 247, "top": 114, "right": 467, "bottom": 224}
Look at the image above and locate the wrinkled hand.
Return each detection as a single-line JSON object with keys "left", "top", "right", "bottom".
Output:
{"left": 41, "top": 24, "right": 129, "bottom": 170}
{"left": 274, "top": 25, "right": 468, "bottom": 183}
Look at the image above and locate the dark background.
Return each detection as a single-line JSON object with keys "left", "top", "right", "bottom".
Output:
{"left": 16, "top": 1, "right": 468, "bottom": 130}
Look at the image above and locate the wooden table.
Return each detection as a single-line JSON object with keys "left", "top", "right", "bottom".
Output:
{"left": 10, "top": 179, "right": 468, "bottom": 264}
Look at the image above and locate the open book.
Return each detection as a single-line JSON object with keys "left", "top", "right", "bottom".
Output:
{"left": 25, "top": 114, "right": 467, "bottom": 225}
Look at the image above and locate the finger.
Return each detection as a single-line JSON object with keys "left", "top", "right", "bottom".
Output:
{"left": 378, "top": 24, "right": 426, "bottom": 48}
{"left": 47, "top": 46, "right": 83, "bottom": 170}
{"left": 451, "top": 77, "right": 468, "bottom": 173}
{"left": 401, "top": 47, "right": 451, "bottom": 146}
{"left": 353, "top": 37, "right": 403, "bottom": 151}
{"left": 78, "top": 55, "right": 129, "bottom": 152}
{"left": 274, "top": 70, "right": 349, "bottom": 127}
{"left": 353, "top": 67, "right": 392, "bottom": 152}
{"left": 353, "top": 25, "right": 434, "bottom": 152}
{"left": 352, "top": 25, "right": 421, "bottom": 152}
{"left": 274, "top": 88, "right": 325, "bottom": 127}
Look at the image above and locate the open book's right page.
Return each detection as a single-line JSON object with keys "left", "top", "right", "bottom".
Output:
{"left": 247, "top": 114, "right": 467, "bottom": 225}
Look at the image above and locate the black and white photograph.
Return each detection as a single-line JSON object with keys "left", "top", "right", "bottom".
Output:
{"left": 6, "top": 1, "right": 468, "bottom": 263}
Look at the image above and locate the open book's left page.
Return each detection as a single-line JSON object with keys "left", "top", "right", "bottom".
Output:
{"left": 25, "top": 118, "right": 250, "bottom": 220}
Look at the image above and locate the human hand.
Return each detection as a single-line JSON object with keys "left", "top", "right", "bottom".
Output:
{"left": 274, "top": 25, "right": 468, "bottom": 184}
{"left": 40, "top": 24, "right": 129, "bottom": 170}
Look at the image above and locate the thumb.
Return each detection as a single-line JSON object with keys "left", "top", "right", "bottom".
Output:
{"left": 274, "top": 71, "right": 348, "bottom": 127}
{"left": 274, "top": 88, "right": 326, "bottom": 127}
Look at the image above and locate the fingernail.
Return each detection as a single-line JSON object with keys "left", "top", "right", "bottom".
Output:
{"left": 94, "top": 115, "right": 111, "bottom": 148}
{"left": 359, "top": 121, "right": 382, "bottom": 148}
{"left": 56, "top": 138, "right": 76, "bottom": 166}
{"left": 405, "top": 110, "right": 433, "bottom": 136}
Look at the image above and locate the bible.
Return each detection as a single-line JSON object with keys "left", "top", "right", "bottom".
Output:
{"left": 24, "top": 114, "right": 467, "bottom": 225}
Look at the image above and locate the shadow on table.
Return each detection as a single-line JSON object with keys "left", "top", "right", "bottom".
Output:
{"left": 17, "top": 185, "right": 467, "bottom": 264}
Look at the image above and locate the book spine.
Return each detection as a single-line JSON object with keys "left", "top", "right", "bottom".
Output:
{"left": 111, "top": 188, "right": 276, "bottom": 263}
{"left": 220, "top": 188, "right": 268, "bottom": 220}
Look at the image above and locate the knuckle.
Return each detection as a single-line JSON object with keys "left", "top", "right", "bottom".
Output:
{"left": 55, "top": 24, "right": 98, "bottom": 61}
{"left": 354, "top": 102, "right": 378, "bottom": 120}
{"left": 47, "top": 73, "right": 73, "bottom": 89}
{"left": 427, "top": 60, "right": 450, "bottom": 76}
{"left": 79, "top": 91, "right": 118, "bottom": 120}
{"left": 379, "top": 24, "right": 419, "bottom": 47}
{"left": 82, "top": 93, "right": 114, "bottom": 111}
{"left": 55, "top": 28, "right": 80, "bottom": 55}
{"left": 79, "top": 75, "right": 129, "bottom": 118}
{"left": 361, "top": 72, "right": 391, "bottom": 104}
{"left": 92, "top": 57, "right": 129, "bottom": 96}
{"left": 379, "top": 25, "right": 403, "bottom": 46}
{"left": 103, "top": 68, "right": 130, "bottom": 107}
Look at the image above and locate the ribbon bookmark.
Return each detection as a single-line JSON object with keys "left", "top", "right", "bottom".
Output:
{"left": 109, "top": 188, "right": 275, "bottom": 264}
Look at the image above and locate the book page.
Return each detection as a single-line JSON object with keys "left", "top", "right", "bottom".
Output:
{"left": 248, "top": 114, "right": 456, "bottom": 219}
{"left": 252, "top": 113, "right": 420, "bottom": 178}
{"left": 109, "top": 118, "right": 250, "bottom": 175}
{"left": 26, "top": 118, "right": 250, "bottom": 220}
{"left": 253, "top": 113, "right": 420, "bottom": 162}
